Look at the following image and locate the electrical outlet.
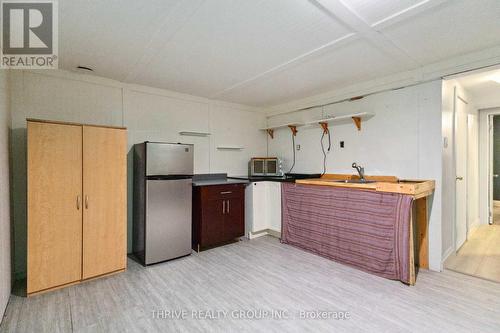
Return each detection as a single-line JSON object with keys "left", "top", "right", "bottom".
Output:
{"left": 340, "top": 141, "right": 344, "bottom": 148}
{"left": 296, "top": 144, "right": 301, "bottom": 151}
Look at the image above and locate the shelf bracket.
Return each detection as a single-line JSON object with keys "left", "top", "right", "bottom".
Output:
{"left": 266, "top": 129, "right": 274, "bottom": 139}
{"left": 288, "top": 125, "right": 298, "bottom": 136}
{"left": 352, "top": 116, "right": 362, "bottom": 131}
{"left": 319, "top": 122, "right": 329, "bottom": 134}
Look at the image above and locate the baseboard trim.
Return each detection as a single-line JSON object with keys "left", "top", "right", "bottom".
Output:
{"left": 441, "top": 246, "right": 455, "bottom": 269}
{"left": 467, "top": 218, "right": 481, "bottom": 238}
{"left": 248, "top": 230, "right": 268, "bottom": 239}
{"left": 0, "top": 296, "right": 10, "bottom": 329}
{"left": 249, "top": 229, "right": 281, "bottom": 240}
{"left": 266, "top": 229, "right": 281, "bottom": 239}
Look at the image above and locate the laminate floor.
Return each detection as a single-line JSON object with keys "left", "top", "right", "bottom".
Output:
{"left": 2, "top": 236, "right": 500, "bottom": 332}
{"left": 445, "top": 225, "right": 500, "bottom": 283}
{"left": 494, "top": 201, "right": 500, "bottom": 225}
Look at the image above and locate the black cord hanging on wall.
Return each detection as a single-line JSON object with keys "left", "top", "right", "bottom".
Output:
{"left": 320, "top": 127, "right": 331, "bottom": 176}
{"left": 320, "top": 105, "right": 331, "bottom": 176}
{"left": 288, "top": 130, "right": 296, "bottom": 174}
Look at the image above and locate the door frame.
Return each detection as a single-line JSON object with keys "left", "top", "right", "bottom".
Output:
{"left": 489, "top": 114, "right": 494, "bottom": 225}
{"left": 488, "top": 113, "right": 500, "bottom": 225}
{"left": 479, "top": 108, "right": 500, "bottom": 227}
{"left": 453, "top": 88, "right": 469, "bottom": 251}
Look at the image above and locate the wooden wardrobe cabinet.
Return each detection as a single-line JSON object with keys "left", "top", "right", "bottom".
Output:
{"left": 192, "top": 184, "right": 245, "bottom": 251}
{"left": 27, "top": 119, "right": 127, "bottom": 295}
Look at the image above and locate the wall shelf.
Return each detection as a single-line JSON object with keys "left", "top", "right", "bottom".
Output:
{"left": 260, "top": 122, "right": 304, "bottom": 139}
{"left": 217, "top": 145, "right": 244, "bottom": 151}
{"left": 179, "top": 131, "right": 211, "bottom": 137}
{"left": 302, "top": 112, "right": 374, "bottom": 132}
{"left": 261, "top": 113, "right": 374, "bottom": 139}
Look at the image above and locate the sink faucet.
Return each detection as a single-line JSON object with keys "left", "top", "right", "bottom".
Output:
{"left": 352, "top": 163, "right": 365, "bottom": 182}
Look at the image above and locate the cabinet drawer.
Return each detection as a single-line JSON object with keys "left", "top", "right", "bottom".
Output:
{"left": 201, "top": 184, "right": 245, "bottom": 200}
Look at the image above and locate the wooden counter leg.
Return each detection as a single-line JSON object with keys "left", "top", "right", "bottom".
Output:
{"left": 416, "top": 197, "right": 429, "bottom": 269}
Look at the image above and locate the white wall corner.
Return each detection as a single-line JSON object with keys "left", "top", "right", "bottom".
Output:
{"left": 467, "top": 218, "right": 481, "bottom": 239}
{"left": 441, "top": 246, "right": 455, "bottom": 270}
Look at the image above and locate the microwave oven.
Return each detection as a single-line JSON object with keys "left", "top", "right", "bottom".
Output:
{"left": 249, "top": 157, "right": 283, "bottom": 177}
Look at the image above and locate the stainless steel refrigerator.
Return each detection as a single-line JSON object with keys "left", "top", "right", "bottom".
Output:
{"left": 133, "top": 142, "right": 193, "bottom": 265}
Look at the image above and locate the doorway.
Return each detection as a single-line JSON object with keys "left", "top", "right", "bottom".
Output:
{"left": 454, "top": 93, "right": 468, "bottom": 250}
{"left": 443, "top": 67, "right": 500, "bottom": 283}
{"left": 492, "top": 115, "right": 500, "bottom": 225}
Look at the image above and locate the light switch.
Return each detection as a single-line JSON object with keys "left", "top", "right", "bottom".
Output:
{"left": 296, "top": 144, "right": 301, "bottom": 151}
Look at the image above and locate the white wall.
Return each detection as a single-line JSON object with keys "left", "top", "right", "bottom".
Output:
{"left": 267, "top": 80, "right": 443, "bottom": 271}
{"left": 0, "top": 70, "right": 12, "bottom": 319}
{"left": 10, "top": 70, "right": 267, "bottom": 278}
{"left": 441, "top": 79, "right": 480, "bottom": 262}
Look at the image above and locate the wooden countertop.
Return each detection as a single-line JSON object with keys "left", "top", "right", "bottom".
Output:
{"left": 295, "top": 174, "right": 435, "bottom": 199}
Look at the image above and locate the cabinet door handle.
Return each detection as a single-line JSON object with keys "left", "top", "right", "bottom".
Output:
{"left": 77, "top": 195, "right": 81, "bottom": 210}
{"left": 222, "top": 200, "right": 226, "bottom": 214}
{"left": 220, "top": 191, "right": 232, "bottom": 195}
{"left": 227, "top": 200, "right": 230, "bottom": 214}
{"left": 85, "top": 195, "right": 89, "bottom": 209}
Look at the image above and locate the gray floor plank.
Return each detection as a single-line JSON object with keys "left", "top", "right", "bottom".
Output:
{"left": 2, "top": 236, "right": 500, "bottom": 332}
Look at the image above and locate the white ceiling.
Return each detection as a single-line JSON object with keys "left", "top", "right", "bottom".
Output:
{"left": 59, "top": 0, "right": 500, "bottom": 108}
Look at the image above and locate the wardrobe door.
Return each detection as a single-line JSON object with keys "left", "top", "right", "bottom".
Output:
{"left": 82, "top": 126, "right": 127, "bottom": 279}
{"left": 27, "top": 121, "right": 83, "bottom": 294}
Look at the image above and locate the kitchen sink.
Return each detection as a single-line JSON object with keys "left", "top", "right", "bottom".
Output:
{"left": 334, "top": 179, "right": 376, "bottom": 184}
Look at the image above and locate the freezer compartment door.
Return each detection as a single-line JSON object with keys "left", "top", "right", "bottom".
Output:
{"left": 145, "top": 179, "right": 192, "bottom": 264}
{"left": 146, "top": 143, "right": 194, "bottom": 176}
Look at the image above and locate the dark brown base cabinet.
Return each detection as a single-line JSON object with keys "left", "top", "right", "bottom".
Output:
{"left": 192, "top": 184, "right": 245, "bottom": 251}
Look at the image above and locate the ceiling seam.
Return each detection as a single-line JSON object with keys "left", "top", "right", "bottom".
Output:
{"left": 369, "top": 1, "right": 454, "bottom": 69}
{"left": 371, "top": 0, "right": 432, "bottom": 28}
{"left": 370, "top": 0, "right": 450, "bottom": 30}
{"left": 374, "top": 31, "right": 423, "bottom": 68}
{"left": 124, "top": 0, "right": 207, "bottom": 83}
{"left": 208, "top": 0, "right": 360, "bottom": 99}
{"left": 211, "top": 0, "right": 430, "bottom": 100}
{"left": 312, "top": 0, "right": 420, "bottom": 69}
{"left": 210, "top": 33, "right": 358, "bottom": 99}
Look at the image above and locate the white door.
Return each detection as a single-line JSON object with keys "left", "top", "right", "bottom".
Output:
{"left": 267, "top": 182, "right": 282, "bottom": 232}
{"left": 251, "top": 182, "right": 267, "bottom": 233}
{"left": 455, "top": 94, "right": 468, "bottom": 250}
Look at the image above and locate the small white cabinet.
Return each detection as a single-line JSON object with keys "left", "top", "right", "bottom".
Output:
{"left": 245, "top": 181, "right": 282, "bottom": 239}
{"left": 267, "top": 182, "right": 282, "bottom": 232}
